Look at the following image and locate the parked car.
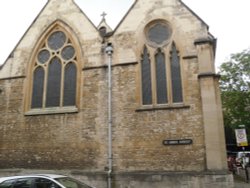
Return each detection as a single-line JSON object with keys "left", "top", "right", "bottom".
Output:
{"left": 0, "top": 174, "right": 95, "bottom": 188}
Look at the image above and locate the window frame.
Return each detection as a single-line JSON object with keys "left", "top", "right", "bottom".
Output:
{"left": 12, "top": 178, "right": 35, "bottom": 188}
{"left": 139, "top": 42, "right": 185, "bottom": 108}
{"left": 24, "top": 21, "right": 81, "bottom": 115}
{"left": 34, "top": 178, "right": 61, "bottom": 188}
{"left": 0, "top": 179, "right": 16, "bottom": 188}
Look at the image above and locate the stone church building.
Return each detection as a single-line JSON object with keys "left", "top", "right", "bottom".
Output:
{"left": 0, "top": 0, "right": 233, "bottom": 187}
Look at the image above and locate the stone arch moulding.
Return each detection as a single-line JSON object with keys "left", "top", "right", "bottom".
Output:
{"left": 24, "top": 20, "right": 83, "bottom": 115}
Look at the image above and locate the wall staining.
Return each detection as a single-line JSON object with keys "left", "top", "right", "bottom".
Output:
{"left": 0, "top": 1, "right": 231, "bottom": 187}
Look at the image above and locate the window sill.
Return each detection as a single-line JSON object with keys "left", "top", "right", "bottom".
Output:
{"left": 25, "top": 106, "right": 78, "bottom": 116}
{"left": 136, "top": 104, "right": 190, "bottom": 112}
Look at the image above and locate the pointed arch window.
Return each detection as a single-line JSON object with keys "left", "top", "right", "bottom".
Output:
{"left": 27, "top": 27, "right": 79, "bottom": 115}
{"left": 141, "top": 46, "right": 152, "bottom": 105}
{"left": 46, "top": 57, "right": 62, "bottom": 107}
{"left": 171, "top": 43, "right": 183, "bottom": 103}
{"left": 31, "top": 67, "right": 45, "bottom": 109}
{"left": 155, "top": 49, "right": 168, "bottom": 104}
{"left": 140, "top": 42, "right": 183, "bottom": 106}
{"left": 63, "top": 62, "right": 77, "bottom": 106}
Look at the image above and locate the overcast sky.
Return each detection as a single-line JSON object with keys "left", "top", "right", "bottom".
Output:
{"left": 0, "top": 0, "right": 250, "bottom": 69}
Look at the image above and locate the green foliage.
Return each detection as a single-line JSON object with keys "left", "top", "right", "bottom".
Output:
{"left": 219, "top": 48, "right": 250, "bottom": 143}
{"left": 220, "top": 48, "right": 250, "bottom": 92}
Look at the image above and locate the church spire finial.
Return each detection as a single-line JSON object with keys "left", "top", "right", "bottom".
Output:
{"left": 101, "top": 12, "right": 107, "bottom": 21}
{"left": 98, "top": 11, "right": 112, "bottom": 36}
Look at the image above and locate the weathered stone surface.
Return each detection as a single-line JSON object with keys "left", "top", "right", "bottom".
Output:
{"left": 0, "top": 0, "right": 232, "bottom": 187}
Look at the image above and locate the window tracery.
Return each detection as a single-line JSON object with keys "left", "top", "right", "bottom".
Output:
{"left": 140, "top": 20, "right": 183, "bottom": 106}
{"left": 27, "top": 25, "right": 79, "bottom": 115}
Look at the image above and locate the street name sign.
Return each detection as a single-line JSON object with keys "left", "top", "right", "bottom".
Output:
{"left": 163, "top": 139, "right": 193, "bottom": 146}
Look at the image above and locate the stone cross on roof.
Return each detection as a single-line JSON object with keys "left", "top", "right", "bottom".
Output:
{"left": 101, "top": 12, "right": 107, "bottom": 20}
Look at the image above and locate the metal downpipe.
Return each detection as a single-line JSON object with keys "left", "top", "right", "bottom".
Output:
{"left": 105, "top": 43, "right": 113, "bottom": 188}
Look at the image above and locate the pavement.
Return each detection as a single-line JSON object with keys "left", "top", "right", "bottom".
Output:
{"left": 234, "top": 175, "right": 250, "bottom": 188}
{"left": 234, "top": 181, "right": 250, "bottom": 188}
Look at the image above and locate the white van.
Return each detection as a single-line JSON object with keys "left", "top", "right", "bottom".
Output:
{"left": 236, "top": 151, "right": 250, "bottom": 159}
{"left": 236, "top": 151, "right": 250, "bottom": 167}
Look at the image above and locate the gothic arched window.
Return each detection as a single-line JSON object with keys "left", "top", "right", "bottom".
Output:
{"left": 27, "top": 25, "right": 79, "bottom": 115}
{"left": 140, "top": 20, "right": 183, "bottom": 106}
{"left": 155, "top": 49, "right": 168, "bottom": 104}
{"left": 141, "top": 46, "right": 152, "bottom": 105}
{"left": 171, "top": 43, "right": 183, "bottom": 103}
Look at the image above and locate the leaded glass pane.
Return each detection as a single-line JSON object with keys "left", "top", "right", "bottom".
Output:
{"left": 61, "top": 45, "right": 75, "bottom": 61}
{"left": 147, "top": 23, "right": 171, "bottom": 45}
{"left": 155, "top": 51, "right": 168, "bottom": 104}
{"left": 37, "top": 49, "right": 50, "bottom": 64}
{"left": 46, "top": 57, "right": 62, "bottom": 107}
{"left": 31, "top": 67, "right": 44, "bottom": 108}
{"left": 48, "top": 31, "right": 66, "bottom": 51}
{"left": 63, "top": 63, "right": 77, "bottom": 106}
{"left": 171, "top": 43, "right": 183, "bottom": 103}
{"left": 141, "top": 47, "right": 152, "bottom": 105}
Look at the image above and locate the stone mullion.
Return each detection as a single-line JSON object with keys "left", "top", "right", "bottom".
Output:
{"left": 148, "top": 46, "right": 157, "bottom": 105}
{"left": 167, "top": 47, "right": 173, "bottom": 104}
{"left": 60, "top": 60, "right": 66, "bottom": 107}
{"left": 139, "top": 46, "right": 146, "bottom": 106}
{"left": 42, "top": 59, "right": 49, "bottom": 108}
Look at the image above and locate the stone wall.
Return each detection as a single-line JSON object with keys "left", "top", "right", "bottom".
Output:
{"left": 0, "top": 61, "right": 205, "bottom": 171}
{"left": 0, "top": 0, "right": 232, "bottom": 187}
